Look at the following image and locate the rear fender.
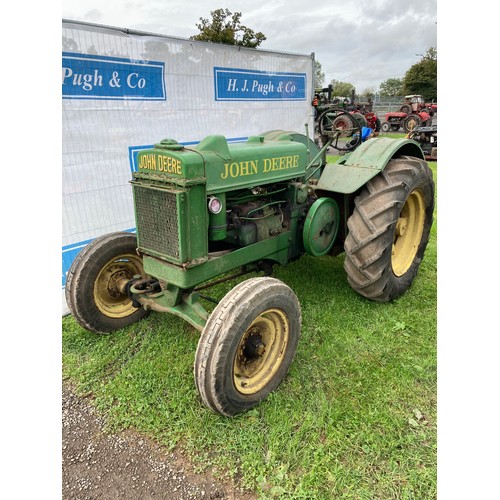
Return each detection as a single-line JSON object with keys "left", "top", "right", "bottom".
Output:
{"left": 316, "top": 137, "right": 424, "bottom": 194}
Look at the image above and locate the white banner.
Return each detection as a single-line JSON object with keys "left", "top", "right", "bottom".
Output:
{"left": 62, "top": 19, "right": 315, "bottom": 314}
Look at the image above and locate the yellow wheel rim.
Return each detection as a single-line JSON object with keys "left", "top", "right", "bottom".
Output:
{"left": 406, "top": 117, "right": 419, "bottom": 131}
{"left": 392, "top": 190, "right": 426, "bottom": 276}
{"left": 94, "top": 253, "right": 144, "bottom": 318}
{"left": 233, "top": 308, "right": 289, "bottom": 395}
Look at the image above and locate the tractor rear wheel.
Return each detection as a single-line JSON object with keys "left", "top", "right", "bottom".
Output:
{"left": 331, "top": 113, "right": 357, "bottom": 136}
{"left": 194, "top": 277, "right": 301, "bottom": 416}
{"left": 352, "top": 112, "right": 367, "bottom": 128}
{"left": 403, "top": 114, "right": 422, "bottom": 132}
{"left": 65, "top": 232, "right": 150, "bottom": 333}
{"left": 343, "top": 156, "right": 434, "bottom": 302}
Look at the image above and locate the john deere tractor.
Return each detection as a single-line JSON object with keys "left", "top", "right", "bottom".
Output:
{"left": 66, "top": 126, "right": 435, "bottom": 416}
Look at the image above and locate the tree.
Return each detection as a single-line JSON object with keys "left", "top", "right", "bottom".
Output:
{"left": 190, "top": 8, "right": 266, "bottom": 48}
{"left": 314, "top": 60, "right": 325, "bottom": 88}
{"left": 402, "top": 47, "right": 437, "bottom": 101}
{"left": 379, "top": 78, "right": 404, "bottom": 96}
{"left": 361, "top": 88, "right": 376, "bottom": 100}
{"left": 329, "top": 79, "right": 354, "bottom": 97}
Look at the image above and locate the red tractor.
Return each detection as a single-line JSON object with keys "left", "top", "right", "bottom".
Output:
{"left": 381, "top": 95, "right": 432, "bottom": 133}
{"left": 349, "top": 105, "right": 381, "bottom": 133}
{"left": 399, "top": 95, "right": 436, "bottom": 116}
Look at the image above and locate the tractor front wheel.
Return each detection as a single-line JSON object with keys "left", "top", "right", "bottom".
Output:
{"left": 194, "top": 277, "right": 301, "bottom": 416}
{"left": 343, "top": 157, "right": 434, "bottom": 302}
{"left": 65, "top": 232, "right": 150, "bottom": 333}
{"left": 381, "top": 121, "right": 391, "bottom": 133}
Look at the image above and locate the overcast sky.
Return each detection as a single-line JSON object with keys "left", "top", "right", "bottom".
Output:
{"left": 62, "top": 0, "right": 437, "bottom": 93}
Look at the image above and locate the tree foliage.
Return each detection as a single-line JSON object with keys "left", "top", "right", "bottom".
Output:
{"left": 379, "top": 78, "right": 404, "bottom": 96}
{"left": 329, "top": 79, "right": 354, "bottom": 97}
{"left": 402, "top": 47, "right": 437, "bottom": 101}
{"left": 314, "top": 60, "right": 325, "bottom": 88}
{"left": 361, "top": 88, "right": 376, "bottom": 100}
{"left": 190, "top": 8, "right": 266, "bottom": 48}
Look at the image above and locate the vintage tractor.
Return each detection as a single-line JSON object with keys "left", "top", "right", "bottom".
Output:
{"left": 346, "top": 98, "right": 381, "bottom": 133}
{"left": 313, "top": 90, "right": 380, "bottom": 143}
{"left": 407, "top": 125, "right": 437, "bottom": 161}
{"left": 356, "top": 110, "right": 381, "bottom": 132}
{"left": 381, "top": 95, "right": 433, "bottom": 133}
{"left": 315, "top": 109, "right": 364, "bottom": 151}
{"left": 66, "top": 128, "right": 435, "bottom": 417}
{"left": 399, "top": 95, "right": 436, "bottom": 117}
{"left": 380, "top": 109, "right": 431, "bottom": 133}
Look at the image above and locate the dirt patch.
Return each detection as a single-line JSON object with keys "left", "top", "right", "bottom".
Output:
{"left": 62, "top": 383, "right": 257, "bottom": 499}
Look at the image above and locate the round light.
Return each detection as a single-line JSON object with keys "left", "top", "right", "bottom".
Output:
{"left": 208, "top": 196, "right": 223, "bottom": 214}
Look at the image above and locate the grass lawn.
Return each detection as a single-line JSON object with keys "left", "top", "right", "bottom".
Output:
{"left": 62, "top": 160, "right": 437, "bottom": 499}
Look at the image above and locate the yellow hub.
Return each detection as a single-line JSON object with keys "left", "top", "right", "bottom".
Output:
{"left": 94, "top": 253, "right": 144, "bottom": 318}
{"left": 233, "top": 309, "right": 289, "bottom": 395}
{"left": 406, "top": 117, "right": 419, "bottom": 130}
{"left": 392, "top": 189, "right": 426, "bottom": 276}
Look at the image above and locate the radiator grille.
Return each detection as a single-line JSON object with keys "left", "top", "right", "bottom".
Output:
{"left": 134, "top": 185, "right": 180, "bottom": 259}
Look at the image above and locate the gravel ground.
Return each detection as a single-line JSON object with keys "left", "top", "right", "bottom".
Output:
{"left": 62, "top": 384, "right": 256, "bottom": 500}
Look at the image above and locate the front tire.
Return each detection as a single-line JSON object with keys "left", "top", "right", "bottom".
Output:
{"left": 65, "top": 232, "right": 150, "bottom": 333}
{"left": 343, "top": 157, "right": 434, "bottom": 302}
{"left": 194, "top": 277, "right": 301, "bottom": 416}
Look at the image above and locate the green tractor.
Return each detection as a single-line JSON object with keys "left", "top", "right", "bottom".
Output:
{"left": 66, "top": 127, "right": 435, "bottom": 416}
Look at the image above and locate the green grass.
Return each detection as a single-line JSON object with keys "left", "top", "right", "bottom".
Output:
{"left": 62, "top": 162, "right": 437, "bottom": 499}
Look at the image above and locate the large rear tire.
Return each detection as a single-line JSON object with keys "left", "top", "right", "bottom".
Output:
{"left": 331, "top": 113, "right": 357, "bottom": 136}
{"left": 343, "top": 157, "right": 434, "bottom": 302}
{"left": 403, "top": 114, "right": 422, "bottom": 132}
{"left": 351, "top": 112, "right": 368, "bottom": 128}
{"left": 65, "top": 232, "right": 150, "bottom": 333}
{"left": 194, "top": 277, "right": 301, "bottom": 416}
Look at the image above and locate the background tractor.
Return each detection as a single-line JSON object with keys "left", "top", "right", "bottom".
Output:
{"left": 66, "top": 128, "right": 435, "bottom": 417}
{"left": 399, "top": 95, "right": 436, "bottom": 116}
{"left": 345, "top": 98, "right": 381, "bottom": 133}
{"left": 407, "top": 124, "right": 437, "bottom": 160}
{"left": 381, "top": 109, "right": 432, "bottom": 133}
{"left": 312, "top": 87, "right": 381, "bottom": 146}
{"left": 315, "top": 108, "right": 364, "bottom": 151}
{"left": 381, "top": 95, "right": 433, "bottom": 133}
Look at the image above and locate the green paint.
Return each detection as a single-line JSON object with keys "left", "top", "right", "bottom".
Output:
{"left": 130, "top": 132, "right": 420, "bottom": 328}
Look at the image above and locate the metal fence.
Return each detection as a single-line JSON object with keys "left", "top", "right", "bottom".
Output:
{"left": 355, "top": 95, "right": 404, "bottom": 114}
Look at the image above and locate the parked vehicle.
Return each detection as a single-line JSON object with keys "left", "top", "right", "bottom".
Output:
{"left": 381, "top": 109, "right": 431, "bottom": 133}
{"left": 399, "top": 95, "right": 436, "bottom": 117}
{"left": 312, "top": 88, "right": 380, "bottom": 146}
{"left": 407, "top": 124, "right": 437, "bottom": 160}
{"left": 65, "top": 128, "right": 434, "bottom": 416}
